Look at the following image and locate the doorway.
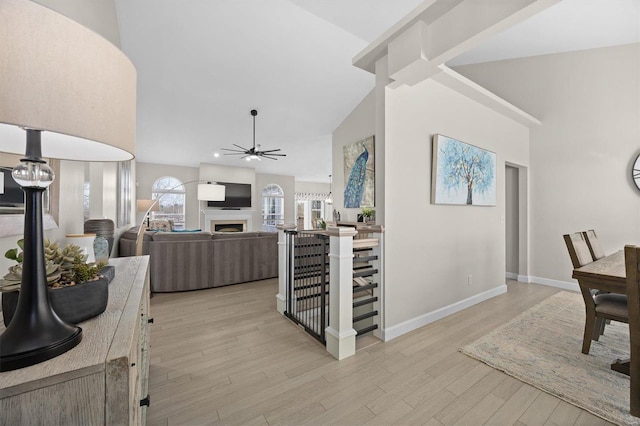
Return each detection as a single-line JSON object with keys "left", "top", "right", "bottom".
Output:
{"left": 505, "top": 163, "right": 529, "bottom": 282}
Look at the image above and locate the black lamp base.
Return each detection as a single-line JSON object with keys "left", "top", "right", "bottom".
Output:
{"left": 0, "top": 130, "right": 83, "bottom": 372}
{"left": 0, "top": 327, "right": 82, "bottom": 372}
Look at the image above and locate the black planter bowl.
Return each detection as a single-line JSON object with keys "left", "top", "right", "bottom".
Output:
{"left": 2, "top": 276, "right": 109, "bottom": 327}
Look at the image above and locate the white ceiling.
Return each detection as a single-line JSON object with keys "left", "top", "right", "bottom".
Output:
{"left": 115, "top": 0, "right": 639, "bottom": 183}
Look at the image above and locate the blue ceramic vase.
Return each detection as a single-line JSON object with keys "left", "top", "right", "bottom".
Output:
{"left": 93, "top": 236, "right": 110, "bottom": 264}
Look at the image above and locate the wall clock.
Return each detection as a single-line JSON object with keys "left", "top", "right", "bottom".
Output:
{"left": 634, "top": 153, "right": 640, "bottom": 192}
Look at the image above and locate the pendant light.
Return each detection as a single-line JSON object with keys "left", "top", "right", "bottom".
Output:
{"left": 325, "top": 174, "right": 333, "bottom": 204}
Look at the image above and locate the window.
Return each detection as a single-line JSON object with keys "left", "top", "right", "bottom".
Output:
{"left": 294, "top": 192, "right": 329, "bottom": 229}
{"left": 262, "top": 184, "right": 284, "bottom": 232}
{"left": 151, "top": 176, "right": 185, "bottom": 230}
{"left": 311, "top": 200, "right": 323, "bottom": 223}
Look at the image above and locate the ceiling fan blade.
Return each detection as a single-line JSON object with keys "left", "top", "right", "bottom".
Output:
{"left": 259, "top": 149, "right": 281, "bottom": 153}
{"left": 262, "top": 153, "right": 286, "bottom": 157}
{"left": 232, "top": 144, "right": 249, "bottom": 150}
{"left": 221, "top": 148, "right": 247, "bottom": 153}
{"left": 223, "top": 152, "right": 247, "bottom": 156}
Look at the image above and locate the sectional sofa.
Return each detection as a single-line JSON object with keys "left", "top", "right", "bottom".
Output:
{"left": 119, "top": 229, "right": 278, "bottom": 292}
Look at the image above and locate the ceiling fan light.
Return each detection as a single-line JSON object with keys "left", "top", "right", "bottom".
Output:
{"left": 222, "top": 109, "right": 286, "bottom": 160}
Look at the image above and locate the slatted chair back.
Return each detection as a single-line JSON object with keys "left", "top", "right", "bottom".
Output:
{"left": 563, "top": 232, "right": 593, "bottom": 268}
{"left": 584, "top": 229, "right": 606, "bottom": 261}
{"left": 625, "top": 245, "right": 640, "bottom": 416}
{"left": 565, "top": 233, "right": 628, "bottom": 355}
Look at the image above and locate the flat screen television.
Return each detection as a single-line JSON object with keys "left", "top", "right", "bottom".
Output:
{"left": 207, "top": 182, "right": 251, "bottom": 208}
{"left": 0, "top": 168, "right": 24, "bottom": 208}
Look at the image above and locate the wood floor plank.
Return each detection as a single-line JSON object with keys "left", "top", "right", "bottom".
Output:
{"left": 445, "top": 362, "right": 494, "bottom": 396}
{"left": 518, "top": 391, "right": 560, "bottom": 425}
{"left": 574, "top": 410, "right": 614, "bottom": 426}
{"left": 435, "top": 368, "right": 506, "bottom": 425}
{"left": 485, "top": 384, "right": 540, "bottom": 425}
{"left": 453, "top": 393, "right": 505, "bottom": 426}
{"left": 146, "top": 278, "right": 615, "bottom": 426}
{"left": 545, "top": 400, "right": 582, "bottom": 426}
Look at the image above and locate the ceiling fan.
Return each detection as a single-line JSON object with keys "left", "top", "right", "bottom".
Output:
{"left": 221, "top": 109, "right": 286, "bottom": 161}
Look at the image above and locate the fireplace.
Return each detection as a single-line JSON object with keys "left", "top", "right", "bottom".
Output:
{"left": 202, "top": 210, "right": 253, "bottom": 232}
{"left": 211, "top": 220, "right": 247, "bottom": 232}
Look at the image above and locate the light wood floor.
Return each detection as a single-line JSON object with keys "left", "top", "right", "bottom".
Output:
{"left": 146, "top": 279, "right": 614, "bottom": 426}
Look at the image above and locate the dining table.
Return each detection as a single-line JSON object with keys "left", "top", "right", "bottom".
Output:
{"left": 573, "top": 249, "right": 626, "bottom": 294}
{"left": 572, "top": 250, "right": 629, "bottom": 373}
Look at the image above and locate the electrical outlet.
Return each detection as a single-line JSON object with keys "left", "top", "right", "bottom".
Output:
{"left": 467, "top": 274, "right": 472, "bottom": 286}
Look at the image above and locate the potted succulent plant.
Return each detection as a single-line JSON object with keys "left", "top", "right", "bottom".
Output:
{"left": 361, "top": 207, "right": 374, "bottom": 223}
{"left": 0, "top": 239, "right": 109, "bottom": 326}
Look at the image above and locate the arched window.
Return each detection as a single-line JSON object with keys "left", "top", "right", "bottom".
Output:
{"left": 262, "top": 184, "right": 284, "bottom": 232}
{"left": 151, "top": 176, "right": 185, "bottom": 230}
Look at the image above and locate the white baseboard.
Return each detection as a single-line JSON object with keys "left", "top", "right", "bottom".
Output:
{"left": 528, "top": 276, "right": 579, "bottom": 292}
{"left": 382, "top": 285, "right": 507, "bottom": 342}
{"left": 509, "top": 274, "right": 578, "bottom": 292}
{"left": 506, "top": 272, "right": 518, "bottom": 280}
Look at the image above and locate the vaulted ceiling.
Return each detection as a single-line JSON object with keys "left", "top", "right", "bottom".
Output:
{"left": 113, "top": 0, "right": 639, "bottom": 182}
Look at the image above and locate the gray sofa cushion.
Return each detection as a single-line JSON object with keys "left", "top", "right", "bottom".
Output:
{"left": 151, "top": 232, "right": 212, "bottom": 242}
{"left": 120, "top": 227, "right": 156, "bottom": 241}
{"left": 150, "top": 239, "right": 214, "bottom": 292}
{"left": 212, "top": 234, "right": 278, "bottom": 287}
{"left": 212, "top": 232, "right": 261, "bottom": 239}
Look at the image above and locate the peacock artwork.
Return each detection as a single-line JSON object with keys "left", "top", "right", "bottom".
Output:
{"left": 431, "top": 134, "right": 496, "bottom": 206}
{"left": 343, "top": 136, "right": 375, "bottom": 208}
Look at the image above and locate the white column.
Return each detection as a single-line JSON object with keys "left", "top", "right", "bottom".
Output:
{"left": 325, "top": 226, "right": 358, "bottom": 360}
{"left": 276, "top": 224, "right": 296, "bottom": 314}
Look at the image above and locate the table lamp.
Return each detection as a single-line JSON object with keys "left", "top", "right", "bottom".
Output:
{"left": 0, "top": 0, "right": 136, "bottom": 371}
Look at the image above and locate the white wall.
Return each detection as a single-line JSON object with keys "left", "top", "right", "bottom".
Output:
{"left": 332, "top": 89, "right": 377, "bottom": 222}
{"left": 294, "top": 181, "right": 330, "bottom": 194}
{"left": 455, "top": 44, "right": 640, "bottom": 285}
{"left": 382, "top": 78, "right": 530, "bottom": 335}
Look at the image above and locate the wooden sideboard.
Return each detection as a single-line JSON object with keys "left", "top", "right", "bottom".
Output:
{"left": 0, "top": 256, "right": 151, "bottom": 425}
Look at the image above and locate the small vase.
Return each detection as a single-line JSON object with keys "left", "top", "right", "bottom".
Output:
{"left": 66, "top": 233, "right": 96, "bottom": 263}
{"left": 93, "top": 236, "right": 109, "bottom": 264}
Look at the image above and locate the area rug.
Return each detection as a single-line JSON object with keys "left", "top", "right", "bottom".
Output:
{"left": 461, "top": 291, "right": 636, "bottom": 426}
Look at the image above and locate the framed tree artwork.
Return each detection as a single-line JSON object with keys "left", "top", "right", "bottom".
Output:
{"left": 431, "top": 134, "right": 496, "bottom": 206}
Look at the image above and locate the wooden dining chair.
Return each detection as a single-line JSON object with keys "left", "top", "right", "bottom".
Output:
{"left": 564, "top": 233, "right": 628, "bottom": 354}
{"left": 583, "top": 229, "right": 606, "bottom": 261}
{"left": 625, "top": 245, "right": 640, "bottom": 416}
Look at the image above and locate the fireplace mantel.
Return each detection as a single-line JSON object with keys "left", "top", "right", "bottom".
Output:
{"left": 202, "top": 210, "right": 254, "bottom": 232}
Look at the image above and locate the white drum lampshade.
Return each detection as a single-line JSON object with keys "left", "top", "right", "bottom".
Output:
{"left": 197, "top": 183, "right": 226, "bottom": 201}
{"left": 0, "top": 0, "right": 136, "bottom": 371}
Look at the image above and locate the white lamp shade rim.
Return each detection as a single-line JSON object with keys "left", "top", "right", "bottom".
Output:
{"left": 136, "top": 199, "right": 159, "bottom": 212}
{"left": 197, "top": 183, "right": 225, "bottom": 201}
{"left": 0, "top": 0, "right": 136, "bottom": 161}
